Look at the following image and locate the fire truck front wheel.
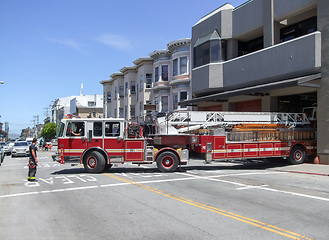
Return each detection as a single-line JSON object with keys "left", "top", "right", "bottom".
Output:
{"left": 156, "top": 151, "right": 179, "bottom": 172}
{"left": 84, "top": 151, "right": 106, "bottom": 173}
{"left": 288, "top": 145, "right": 306, "bottom": 165}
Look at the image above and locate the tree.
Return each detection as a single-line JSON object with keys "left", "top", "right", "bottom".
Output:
{"left": 41, "top": 123, "right": 56, "bottom": 141}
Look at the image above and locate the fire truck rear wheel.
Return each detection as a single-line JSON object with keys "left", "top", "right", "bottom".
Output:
{"left": 288, "top": 145, "right": 306, "bottom": 165}
{"left": 156, "top": 151, "right": 179, "bottom": 172}
{"left": 84, "top": 151, "right": 106, "bottom": 173}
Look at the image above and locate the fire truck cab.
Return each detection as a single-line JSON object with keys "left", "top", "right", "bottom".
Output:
{"left": 53, "top": 116, "right": 189, "bottom": 173}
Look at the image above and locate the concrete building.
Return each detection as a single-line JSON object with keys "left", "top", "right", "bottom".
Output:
{"left": 51, "top": 94, "right": 103, "bottom": 125}
{"left": 182, "top": 0, "right": 328, "bottom": 163}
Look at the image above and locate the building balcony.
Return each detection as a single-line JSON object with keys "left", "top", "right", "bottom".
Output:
{"left": 192, "top": 31, "right": 321, "bottom": 95}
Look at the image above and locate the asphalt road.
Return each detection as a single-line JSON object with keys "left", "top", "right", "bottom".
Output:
{"left": 1, "top": 150, "right": 329, "bottom": 240}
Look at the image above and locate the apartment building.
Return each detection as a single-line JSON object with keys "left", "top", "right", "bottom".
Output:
{"left": 149, "top": 38, "right": 192, "bottom": 113}
{"left": 101, "top": 57, "right": 153, "bottom": 125}
{"left": 101, "top": 39, "right": 192, "bottom": 125}
{"left": 182, "top": 0, "right": 328, "bottom": 163}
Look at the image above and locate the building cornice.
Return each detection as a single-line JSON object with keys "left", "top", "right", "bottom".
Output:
{"left": 149, "top": 49, "right": 170, "bottom": 59}
{"left": 120, "top": 66, "right": 137, "bottom": 73}
{"left": 133, "top": 57, "right": 153, "bottom": 66}
{"left": 167, "top": 38, "right": 191, "bottom": 52}
{"left": 110, "top": 72, "right": 124, "bottom": 79}
{"left": 100, "top": 79, "right": 112, "bottom": 85}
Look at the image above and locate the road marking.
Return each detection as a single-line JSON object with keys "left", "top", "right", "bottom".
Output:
{"left": 102, "top": 173, "right": 313, "bottom": 240}
{"left": 236, "top": 184, "right": 269, "bottom": 190}
{"left": 177, "top": 172, "right": 329, "bottom": 202}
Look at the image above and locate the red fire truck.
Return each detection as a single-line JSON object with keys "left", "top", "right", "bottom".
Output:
{"left": 52, "top": 111, "right": 316, "bottom": 173}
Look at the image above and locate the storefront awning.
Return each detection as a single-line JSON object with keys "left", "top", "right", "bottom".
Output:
{"left": 180, "top": 73, "right": 321, "bottom": 106}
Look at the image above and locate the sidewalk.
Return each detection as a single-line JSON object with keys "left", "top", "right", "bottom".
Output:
{"left": 271, "top": 163, "right": 329, "bottom": 176}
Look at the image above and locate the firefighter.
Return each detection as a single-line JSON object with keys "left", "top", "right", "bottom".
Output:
{"left": 28, "top": 138, "right": 38, "bottom": 182}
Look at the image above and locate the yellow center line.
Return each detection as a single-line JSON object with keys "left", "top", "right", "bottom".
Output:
{"left": 103, "top": 173, "right": 313, "bottom": 240}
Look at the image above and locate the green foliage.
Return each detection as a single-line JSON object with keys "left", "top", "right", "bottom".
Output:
{"left": 41, "top": 123, "right": 56, "bottom": 141}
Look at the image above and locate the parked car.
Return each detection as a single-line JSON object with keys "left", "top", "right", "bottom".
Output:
{"left": 7, "top": 142, "right": 15, "bottom": 155}
{"left": 11, "top": 141, "right": 29, "bottom": 157}
{"left": 2, "top": 142, "right": 11, "bottom": 155}
{"left": 51, "top": 139, "right": 58, "bottom": 146}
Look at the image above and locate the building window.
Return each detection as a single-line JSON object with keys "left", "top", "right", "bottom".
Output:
{"left": 139, "top": 102, "right": 143, "bottom": 117}
{"left": 124, "top": 106, "right": 127, "bottom": 119}
{"left": 180, "top": 57, "right": 187, "bottom": 74}
{"left": 114, "top": 108, "right": 117, "bottom": 118}
{"left": 146, "top": 74, "right": 152, "bottom": 88}
{"left": 107, "top": 92, "right": 111, "bottom": 102}
{"left": 130, "top": 105, "right": 135, "bottom": 117}
{"left": 173, "top": 93, "right": 178, "bottom": 110}
{"left": 155, "top": 67, "right": 159, "bottom": 82}
{"left": 119, "top": 86, "right": 124, "bottom": 97}
{"left": 162, "top": 65, "right": 168, "bottom": 81}
{"left": 130, "top": 81, "right": 136, "bottom": 94}
{"left": 173, "top": 59, "right": 178, "bottom": 76}
{"left": 88, "top": 101, "right": 96, "bottom": 107}
{"left": 119, "top": 108, "right": 124, "bottom": 118}
{"left": 146, "top": 101, "right": 152, "bottom": 114}
{"left": 114, "top": 87, "right": 117, "bottom": 100}
{"left": 194, "top": 30, "right": 226, "bottom": 68}
{"left": 280, "top": 16, "right": 317, "bottom": 43}
{"left": 161, "top": 96, "right": 168, "bottom": 112}
{"left": 238, "top": 36, "right": 263, "bottom": 56}
{"left": 125, "top": 82, "right": 128, "bottom": 96}
{"left": 180, "top": 91, "right": 188, "bottom": 109}
{"left": 140, "top": 75, "right": 143, "bottom": 90}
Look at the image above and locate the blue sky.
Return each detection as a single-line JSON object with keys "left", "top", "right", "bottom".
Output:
{"left": 0, "top": 0, "right": 245, "bottom": 137}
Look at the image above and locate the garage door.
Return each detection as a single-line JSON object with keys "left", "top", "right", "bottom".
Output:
{"left": 204, "top": 105, "right": 222, "bottom": 111}
{"left": 235, "top": 99, "right": 261, "bottom": 112}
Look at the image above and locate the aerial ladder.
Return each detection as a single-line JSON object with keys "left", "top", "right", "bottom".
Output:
{"left": 156, "top": 111, "right": 310, "bottom": 134}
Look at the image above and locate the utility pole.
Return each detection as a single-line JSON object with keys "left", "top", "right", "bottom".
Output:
{"left": 31, "top": 119, "right": 36, "bottom": 138}
{"left": 44, "top": 106, "right": 50, "bottom": 122}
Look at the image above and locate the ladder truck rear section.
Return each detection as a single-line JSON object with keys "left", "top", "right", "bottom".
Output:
{"left": 153, "top": 111, "right": 316, "bottom": 165}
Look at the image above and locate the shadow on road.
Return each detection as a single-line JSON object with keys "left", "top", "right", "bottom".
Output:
{"left": 51, "top": 158, "right": 291, "bottom": 175}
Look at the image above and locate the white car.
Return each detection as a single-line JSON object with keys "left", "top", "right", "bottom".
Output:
{"left": 2, "top": 143, "right": 11, "bottom": 155}
{"left": 11, "top": 141, "right": 29, "bottom": 157}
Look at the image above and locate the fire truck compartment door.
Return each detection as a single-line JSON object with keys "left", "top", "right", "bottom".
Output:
{"left": 124, "top": 140, "right": 144, "bottom": 161}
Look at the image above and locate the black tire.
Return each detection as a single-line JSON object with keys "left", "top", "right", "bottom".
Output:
{"left": 84, "top": 151, "right": 106, "bottom": 173}
{"left": 105, "top": 163, "right": 113, "bottom": 170}
{"left": 156, "top": 151, "right": 179, "bottom": 172}
{"left": 288, "top": 145, "right": 306, "bottom": 165}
